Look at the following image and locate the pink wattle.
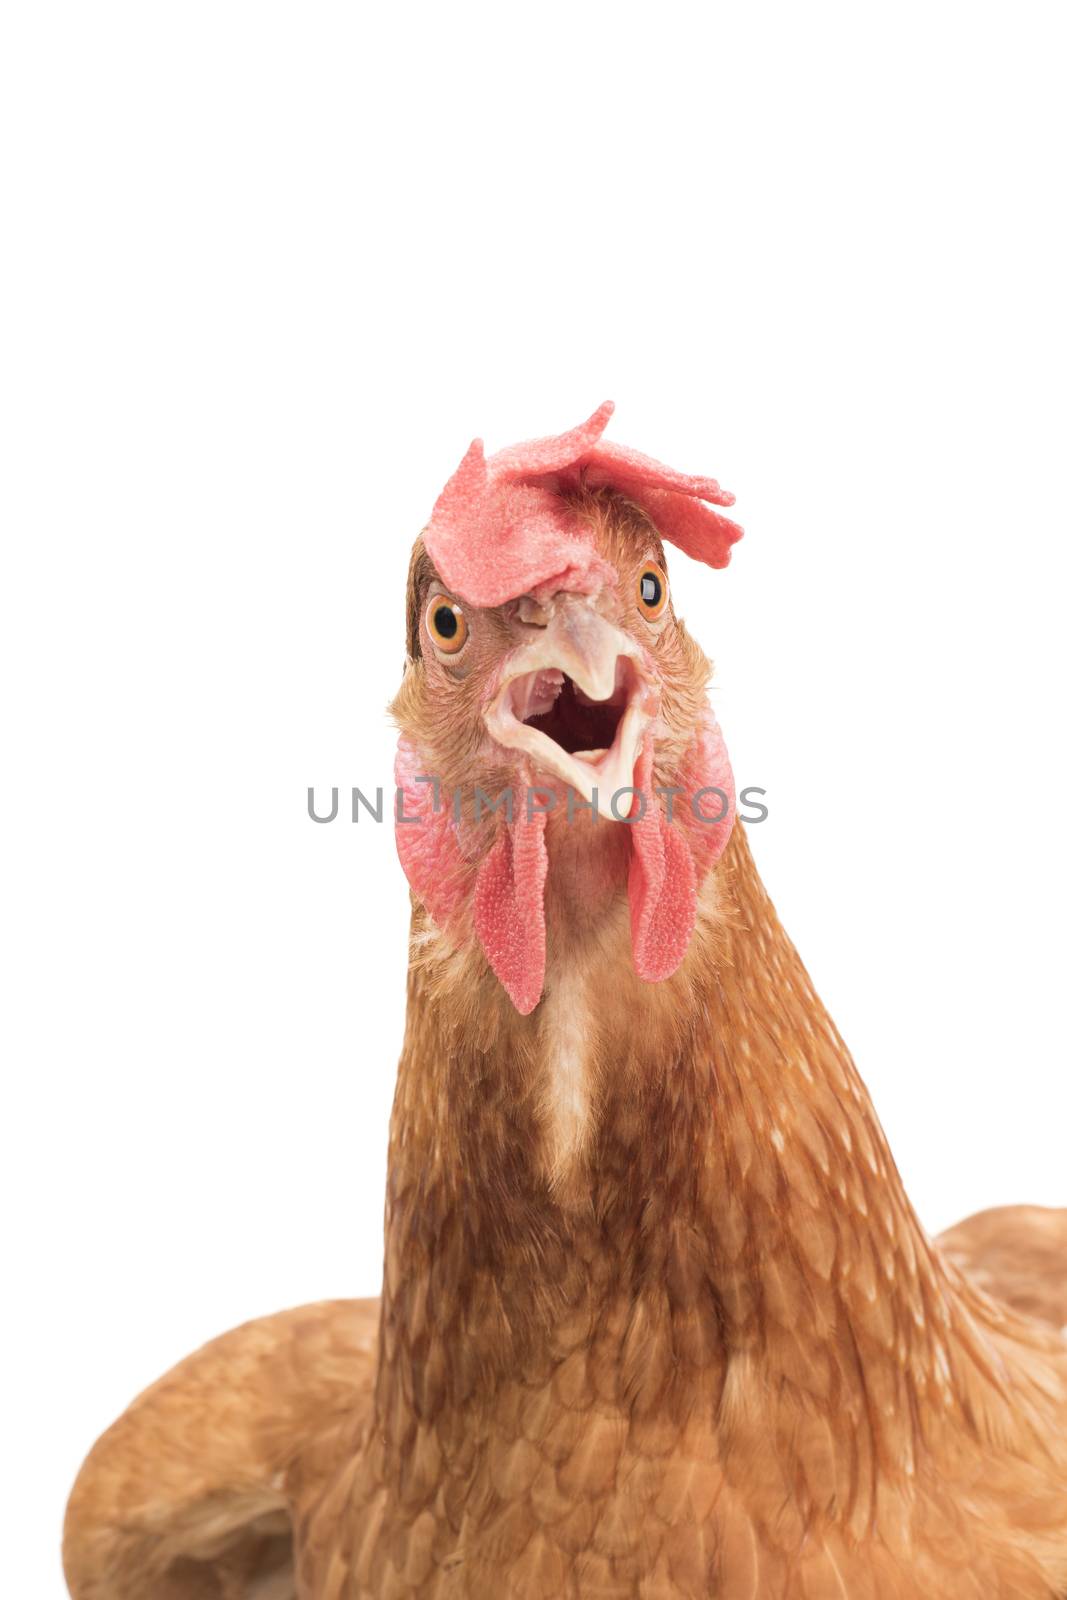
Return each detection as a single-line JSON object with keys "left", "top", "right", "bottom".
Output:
{"left": 394, "top": 743, "right": 551, "bottom": 1014}
{"left": 393, "top": 740, "right": 473, "bottom": 928}
{"left": 627, "top": 741, "right": 698, "bottom": 982}
{"left": 394, "top": 713, "right": 735, "bottom": 1011}
{"left": 680, "top": 710, "right": 736, "bottom": 878}
{"left": 628, "top": 715, "right": 735, "bottom": 983}
{"left": 472, "top": 796, "right": 548, "bottom": 1016}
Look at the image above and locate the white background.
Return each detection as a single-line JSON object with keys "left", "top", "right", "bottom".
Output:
{"left": 3, "top": 3, "right": 1065, "bottom": 1594}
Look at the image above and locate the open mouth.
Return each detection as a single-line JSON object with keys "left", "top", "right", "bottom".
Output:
{"left": 522, "top": 667, "right": 628, "bottom": 756}
{"left": 486, "top": 654, "right": 653, "bottom": 804}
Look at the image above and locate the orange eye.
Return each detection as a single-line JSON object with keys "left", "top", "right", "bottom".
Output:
{"left": 425, "top": 595, "right": 469, "bottom": 655}
{"left": 637, "top": 561, "right": 668, "bottom": 621}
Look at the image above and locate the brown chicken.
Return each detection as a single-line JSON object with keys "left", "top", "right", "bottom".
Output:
{"left": 64, "top": 406, "right": 1067, "bottom": 1599}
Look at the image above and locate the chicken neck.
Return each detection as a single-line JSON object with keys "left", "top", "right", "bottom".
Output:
{"left": 374, "top": 820, "right": 1062, "bottom": 1515}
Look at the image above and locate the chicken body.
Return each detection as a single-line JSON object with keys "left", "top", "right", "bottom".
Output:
{"left": 65, "top": 480, "right": 1067, "bottom": 1598}
{"left": 288, "top": 822, "right": 1067, "bottom": 1599}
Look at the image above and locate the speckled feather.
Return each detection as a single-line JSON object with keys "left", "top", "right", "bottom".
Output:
{"left": 64, "top": 494, "right": 1067, "bottom": 1599}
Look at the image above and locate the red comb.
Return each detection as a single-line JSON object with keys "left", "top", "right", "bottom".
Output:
{"left": 424, "top": 402, "right": 742, "bottom": 607}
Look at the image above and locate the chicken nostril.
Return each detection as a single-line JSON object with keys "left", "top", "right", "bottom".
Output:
{"left": 517, "top": 596, "right": 552, "bottom": 627}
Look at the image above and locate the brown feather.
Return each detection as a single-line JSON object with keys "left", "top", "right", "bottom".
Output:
{"left": 65, "top": 494, "right": 1067, "bottom": 1597}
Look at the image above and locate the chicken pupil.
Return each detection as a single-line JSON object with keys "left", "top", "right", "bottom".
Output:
{"left": 433, "top": 604, "right": 458, "bottom": 639}
{"left": 525, "top": 674, "right": 624, "bottom": 754}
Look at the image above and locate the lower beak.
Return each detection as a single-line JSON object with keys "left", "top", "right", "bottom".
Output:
{"left": 484, "top": 596, "right": 658, "bottom": 804}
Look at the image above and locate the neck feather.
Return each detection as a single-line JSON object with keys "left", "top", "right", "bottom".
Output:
{"left": 376, "top": 825, "right": 1063, "bottom": 1500}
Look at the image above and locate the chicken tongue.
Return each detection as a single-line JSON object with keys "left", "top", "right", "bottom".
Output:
{"left": 472, "top": 772, "right": 549, "bottom": 1015}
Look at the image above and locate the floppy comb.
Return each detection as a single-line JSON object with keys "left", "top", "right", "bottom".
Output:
{"left": 424, "top": 401, "right": 742, "bottom": 607}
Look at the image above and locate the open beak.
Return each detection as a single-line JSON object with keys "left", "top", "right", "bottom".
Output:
{"left": 485, "top": 595, "right": 658, "bottom": 803}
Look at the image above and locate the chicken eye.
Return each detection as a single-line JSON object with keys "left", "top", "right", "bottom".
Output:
{"left": 637, "top": 562, "right": 668, "bottom": 621}
{"left": 426, "top": 596, "right": 469, "bottom": 655}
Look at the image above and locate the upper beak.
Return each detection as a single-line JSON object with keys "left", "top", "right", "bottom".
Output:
{"left": 485, "top": 594, "right": 658, "bottom": 804}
